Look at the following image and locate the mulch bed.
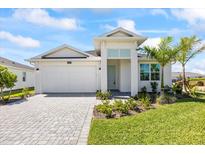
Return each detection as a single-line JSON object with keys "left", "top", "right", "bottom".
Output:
{"left": 93, "top": 105, "right": 157, "bottom": 119}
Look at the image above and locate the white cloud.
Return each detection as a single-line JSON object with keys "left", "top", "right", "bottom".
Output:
{"left": 101, "top": 19, "right": 139, "bottom": 34}
{"left": 150, "top": 9, "right": 169, "bottom": 18}
{"left": 117, "top": 19, "right": 137, "bottom": 33}
{"left": 138, "top": 29, "right": 169, "bottom": 33}
{"left": 13, "top": 9, "right": 81, "bottom": 30}
{"left": 102, "top": 19, "right": 187, "bottom": 35}
{"left": 171, "top": 9, "right": 205, "bottom": 32}
{"left": 0, "top": 31, "right": 40, "bottom": 48}
{"left": 171, "top": 9, "right": 205, "bottom": 24}
{"left": 140, "top": 37, "right": 161, "bottom": 48}
{"left": 101, "top": 24, "right": 115, "bottom": 31}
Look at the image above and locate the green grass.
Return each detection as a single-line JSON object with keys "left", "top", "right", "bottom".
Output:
{"left": 188, "top": 78, "right": 205, "bottom": 81}
{"left": 88, "top": 97, "right": 205, "bottom": 145}
{"left": 2, "top": 87, "right": 35, "bottom": 98}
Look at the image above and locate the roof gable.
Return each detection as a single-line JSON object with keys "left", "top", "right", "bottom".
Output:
{"left": 31, "top": 44, "right": 92, "bottom": 59}
{"left": 44, "top": 47, "right": 87, "bottom": 58}
{"left": 100, "top": 27, "right": 139, "bottom": 37}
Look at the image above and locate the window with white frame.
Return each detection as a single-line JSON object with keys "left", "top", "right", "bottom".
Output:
{"left": 140, "top": 64, "right": 150, "bottom": 81}
{"left": 151, "top": 64, "right": 160, "bottom": 80}
{"left": 140, "top": 64, "right": 160, "bottom": 81}
{"left": 22, "top": 72, "right": 26, "bottom": 82}
{"left": 107, "top": 49, "right": 130, "bottom": 58}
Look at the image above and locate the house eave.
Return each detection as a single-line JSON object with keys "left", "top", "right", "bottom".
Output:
{"left": 27, "top": 57, "right": 101, "bottom": 62}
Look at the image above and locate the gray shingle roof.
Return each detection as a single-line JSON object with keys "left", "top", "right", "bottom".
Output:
{"left": 0, "top": 57, "right": 34, "bottom": 70}
{"left": 85, "top": 50, "right": 100, "bottom": 57}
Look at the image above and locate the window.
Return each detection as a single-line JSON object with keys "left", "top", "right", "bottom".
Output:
{"left": 107, "top": 49, "right": 119, "bottom": 58}
{"left": 107, "top": 49, "right": 130, "bottom": 58}
{"left": 140, "top": 64, "right": 160, "bottom": 81}
{"left": 140, "top": 64, "right": 150, "bottom": 80}
{"left": 22, "top": 72, "right": 26, "bottom": 82}
{"left": 119, "top": 49, "right": 130, "bottom": 57}
{"left": 151, "top": 64, "right": 160, "bottom": 80}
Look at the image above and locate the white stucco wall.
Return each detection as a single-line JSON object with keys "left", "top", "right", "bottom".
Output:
{"left": 3, "top": 66, "right": 34, "bottom": 91}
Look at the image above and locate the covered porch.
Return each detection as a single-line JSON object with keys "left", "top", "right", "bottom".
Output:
{"left": 107, "top": 59, "right": 131, "bottom": 92}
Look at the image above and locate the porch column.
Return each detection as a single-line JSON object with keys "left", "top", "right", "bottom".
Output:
{"left": 131, "top": 42, "right": 138, "bottom": 96}
{"left": 101, "top": 41, "right": 107, "bottom": 92}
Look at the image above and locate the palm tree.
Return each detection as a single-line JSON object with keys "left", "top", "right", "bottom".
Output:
{"left": 143, "top": 37, "right": 179, "bottom": 92}
{"left": 176, "top": 36, "right": 205, "bottom": 93}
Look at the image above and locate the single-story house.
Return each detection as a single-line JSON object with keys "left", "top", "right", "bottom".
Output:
{"left": 28, "top": 27, "right": 171, "bottom": 96}
{"left": 0, "top": 56, "right": 34, "bottom": 90}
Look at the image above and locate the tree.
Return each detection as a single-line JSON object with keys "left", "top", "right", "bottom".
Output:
{"left": 176, "top": 36, "right": 205, "bottom": 93}
{"left": 0, "top": 65, "right": 17, "bottom": 102}
{"left": 143, "top": 37, "right": 179, "bottom": 93}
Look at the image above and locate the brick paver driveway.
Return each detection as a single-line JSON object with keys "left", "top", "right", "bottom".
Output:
{"left": 0, "top": 94, "right": 96, "bottom": 145}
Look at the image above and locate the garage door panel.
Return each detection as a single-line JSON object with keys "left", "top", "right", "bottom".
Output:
{"left": 41, "top": 65, "right": 97, "bottom": 93}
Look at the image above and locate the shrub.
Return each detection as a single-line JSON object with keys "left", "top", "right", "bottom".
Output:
{"left": 150, "top": 82, "right": 158, "bottom": 104}
{"left": 164, "top": 85, "right": 172, "bottom": 94}
{"left": 139, "top": 95, "right": 151, "bottom": 109}
{"left": 96, "top": 90, "right": 102, "bottom": 98}
{"left": 172, "top": 82, "right": 182, "bottom": 95}
{"left": 132, "top": 94, "right": 138, "bottom": 100}
{"left": 96, "top": 91, "right": 111, "bottom": 100}
{"left": 125, "top": 98, "right": 138, "bottom": 110}
{"left": 150, "top": 82, "right": 158, "bottom": 93}
{"left": 141, "top": 86, "right": 147, "bottom": 95}
{"left": 2, "top": 96, "right": 10, "bottom": 102}
{"left": 22, "top": 87, "right": 30, "bottom": 99}
{"left": 96, "top": 100, "right": 113, "bottom": 118}
{"left": 0, "top": 65, "right": 17, "bottom": 102}
{"left": 190, "top": 86, "right": 197, "bottom": 98}
{"left": 157, "top": 94, "right": 176, "bottom": 104}
{"left": 113, "top": 99, "right": 129, "bottom": 115}
{"left": 196, "top": 81, "right": 204, "bottom": 86}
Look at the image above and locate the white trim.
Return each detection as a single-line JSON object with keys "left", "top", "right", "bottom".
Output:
{"left": 100, "top": 27, "right": 143, "bottom": 38}
{"left": 139, "top": 63, "right": 161, "bottom": 81}
{"left": 28, "top": 44, "right": 93, "bottom": 60}
{"left": 0, "top": 64, "right": 34, "bottom": 72}
{"left": 28, "top": 57, "right": 101, "bottom": 62}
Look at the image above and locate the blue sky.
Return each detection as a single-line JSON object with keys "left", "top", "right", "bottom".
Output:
{"left": 0, "top": 8, "right": 205, "bottom": 73}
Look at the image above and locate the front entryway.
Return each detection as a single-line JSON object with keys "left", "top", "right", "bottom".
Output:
{"left": 107, "top": 65, "right": 116, "bottom": 90}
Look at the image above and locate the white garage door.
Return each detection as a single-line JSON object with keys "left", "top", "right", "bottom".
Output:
{"left": 41, "top": 65, "right": 97, "bottom": 93}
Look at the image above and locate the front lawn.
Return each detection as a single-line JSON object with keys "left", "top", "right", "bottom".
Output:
{"left": 88, "top": 97, "right": 205, "bottom": 144}
{"left": 0, "top": 87, "right": 35, "bottom": 104}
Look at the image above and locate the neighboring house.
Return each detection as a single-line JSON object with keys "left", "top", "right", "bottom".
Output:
{"left": 172, "top": 72, "right": 205, "bottom": 81}
{"left": 28, "top": 27, "right": 172, "bottom": 96}
{"left": 0, "top": 57, "right": 34, "bottom": 91}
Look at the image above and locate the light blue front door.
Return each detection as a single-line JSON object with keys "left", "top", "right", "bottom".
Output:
{"left": 107, "top": 65, "right": 116, "bottom": 90}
